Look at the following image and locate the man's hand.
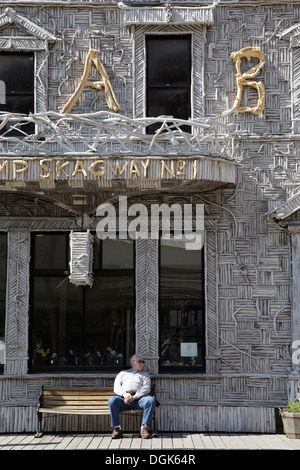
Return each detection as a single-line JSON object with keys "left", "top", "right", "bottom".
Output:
{"left": 123, "top": 392, "right": 135, "bottom": 404}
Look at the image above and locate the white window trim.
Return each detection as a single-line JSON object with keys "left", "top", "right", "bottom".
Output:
{"left": 0, "top": 7, "right": 57, "bottom": 115}
{"left": 121, "top": 3, "right": 214, "bottom": 26}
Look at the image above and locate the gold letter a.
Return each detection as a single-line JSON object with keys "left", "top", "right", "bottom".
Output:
{"left": 61, "top": 49, "right": 121, "bottom": 114}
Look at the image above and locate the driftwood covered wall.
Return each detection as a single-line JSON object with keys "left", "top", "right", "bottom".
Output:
{"left": 0, "top": 0, "right": 300, "bottom": 433}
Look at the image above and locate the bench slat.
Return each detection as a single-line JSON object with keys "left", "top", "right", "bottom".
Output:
{"left": 42, "top": 397, "right": 111, "bottom": 401}
{"left": 43, "top": 387, "right": 113, "bottom": 392}
{"left": 42, "top": 401, "right": 110, "bottom": 407}
{"left": 38, "top": 408, "right": 111, "bottom": 415}
{"left": 43, "top": 392, "right": 113, "bottom": 396}
{"left": 41, "top": 405, "right": 110, "bottom": 409}
{"left": 43, "top": 396, "right": 112, "bottom": 400}
{"left": 43, "top": 389, "right": 112, "bottom": 392}
{"left": 38, "top": 407, "right": 143, "bottom": 414}
{"left": 39, "top": 387, "right": 116, "bottom": 414}
{"left": 42, "top": 396, "right": 111, "bottom": 400}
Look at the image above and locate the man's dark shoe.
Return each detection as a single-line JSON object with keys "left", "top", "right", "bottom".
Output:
{"left": 140, "top": 425, "right": 151, "bottom": 439}
{"left": 111, "top": 426, "right": 123, "bottom": 439}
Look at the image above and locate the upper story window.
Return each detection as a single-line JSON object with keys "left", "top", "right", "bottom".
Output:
{"left": 0, "top": 52, "right": 34, "bottom": 135}
{"left": 0, "top": 8, "right": 57, "bottom": 136}
{"left": 146, "top": 35, "right": 191, "bottom": 133}
{"left": 134, "top": 25, "right": 205, "bottom": 132}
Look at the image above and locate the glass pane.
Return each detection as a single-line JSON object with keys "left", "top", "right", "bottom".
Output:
{"left": 0, "top": 301, "right": 4, "bottom": 341}
{"left": 147, "top": 36, "right": 191, "bottom": 87}
{"left": 0, "top": 53, "right": 34, "bottom": 136}
{"left": 85, "top": 275, "right": 135, "bottom": 366}
{"left": 31, "top": 277, "right": 82, "bottom": 367}
{"left": 161, "top": 239, "right": 202, "bottom": 269}
{"left": 93, "top": 237, "right": 134, "bottom": 270}
{"left": 0, "top": 53, "right": 34, "bottom": 93}
{"left": 146, "top": 36, "right": 191, "bottom": 134}
{"left": 147, "top": 88, "right": 190, "bottom": 121}
{"left": 30, "top": 233, "right": 135, "bottom": 369}
{"left": 5, "top": 95, "right": 34, "bottom": 116}
{"left": 160, "top": 240, "right": 204, "bottom": 370}
{"left": 31, "top": 275, "right": 135, "bottom": 368}
{"left": 33, "top": 233, "right": 67, "bottom": 271}
{"left": 102, "top": 239, "right": 134, "bottom": 269}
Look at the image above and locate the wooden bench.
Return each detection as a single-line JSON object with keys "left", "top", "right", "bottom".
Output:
{"left": 35, "top": 386, "right": 157, "bottom": 437}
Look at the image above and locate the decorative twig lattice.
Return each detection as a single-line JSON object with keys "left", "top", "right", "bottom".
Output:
{"left": 0, "top": 111, "right": 237, "bottom": 158}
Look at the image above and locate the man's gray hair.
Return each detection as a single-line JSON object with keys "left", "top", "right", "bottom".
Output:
{"left": 130, "top": 353, "right": 143, "bottom": 364}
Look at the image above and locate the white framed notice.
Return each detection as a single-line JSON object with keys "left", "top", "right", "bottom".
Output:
{"left": 180, "top": 342, "right": 197, "bottom": 357}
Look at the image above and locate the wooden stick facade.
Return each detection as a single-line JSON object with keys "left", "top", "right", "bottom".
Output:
{"left": 0, "top": 0, "right": 299, "bottom": 433}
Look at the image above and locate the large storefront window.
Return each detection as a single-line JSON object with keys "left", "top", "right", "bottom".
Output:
{"left": 160, "top": 239, "right": 204, "bottom": 371}
{"left": 30, "top": 233, "right": 135, "bottom": 371}
{"left": 0, "top": 233, "right": 6, "bottom": 371}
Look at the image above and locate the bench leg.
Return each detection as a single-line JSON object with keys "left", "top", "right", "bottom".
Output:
{"left": 35, "top": 411, "right": 44, "bottom": 438}
{"left": 151, "top": 411, "right": 158, "bottom": 437}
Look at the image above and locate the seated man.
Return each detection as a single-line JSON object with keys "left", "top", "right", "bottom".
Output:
{"left": 108, "top": 354, "right": 156, "bottom": 439}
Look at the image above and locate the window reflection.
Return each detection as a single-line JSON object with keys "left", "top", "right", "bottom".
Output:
{"left": 34, "top": 233, "right": 68, "bottom": 270}
{"left": 0, "top": 52, "right": 34, "bottom": 135}
{"left": 94, "top": 237, "right": 134, "bottom": 270}
{"left": 146, "top": 35, "right": 191, "bottom": 134}
{"left": 30, "top": 233, "right": 135, "bottom": 370}
{"left": 160, "top": 239, "right": 205, "bottom": 371}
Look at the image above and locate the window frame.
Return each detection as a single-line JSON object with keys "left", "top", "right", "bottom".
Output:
{"left": 159, "top": 236, "right": 205, "bottom": 373}
{"left": 134, "top": 25, "right": 206, "bottom": 128}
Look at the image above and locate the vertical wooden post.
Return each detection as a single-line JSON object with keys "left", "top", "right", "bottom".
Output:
{"left": 288, "top": 225, "right": 300, "bottom": 399}
{"left": 204, "top": 225, "right": 221, "bottom": 374}
{"left": 5, "top": 231, "right": 30, "bottom": 375}
{"left": 135, "top": 238, "right": 159, "bottom": 374}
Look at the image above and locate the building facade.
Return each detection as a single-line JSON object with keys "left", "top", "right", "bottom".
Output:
{"left": 0, "top": 0, "right": 300, "bottom": 433}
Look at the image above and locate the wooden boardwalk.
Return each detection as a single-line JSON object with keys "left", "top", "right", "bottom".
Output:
{"left": 0, "top": 432, "right": 300, "bottom": 451}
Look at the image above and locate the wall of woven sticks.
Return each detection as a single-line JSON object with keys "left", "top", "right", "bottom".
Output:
{"left": 1, "top": 0, "right": 300, "bottom": 432}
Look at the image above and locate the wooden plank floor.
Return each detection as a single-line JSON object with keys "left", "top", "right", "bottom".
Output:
{"left": 0, "top": 432, "right": 300, "bottom": 450}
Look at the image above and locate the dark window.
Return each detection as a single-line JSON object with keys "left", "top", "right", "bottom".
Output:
{"left": 0, "top": 232, "right": 6, "bottom": 372}
{"left": 146, "top": 35, "right": 191, "bottom": 134}
{"left": 0, "top": 52, "right": 34, "bottom": 135}
{"left": 160, "top": 238, "right": 205, "bottom": 372}
{"left": 30, "top": 233, "right": 135, "bottom": 371}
